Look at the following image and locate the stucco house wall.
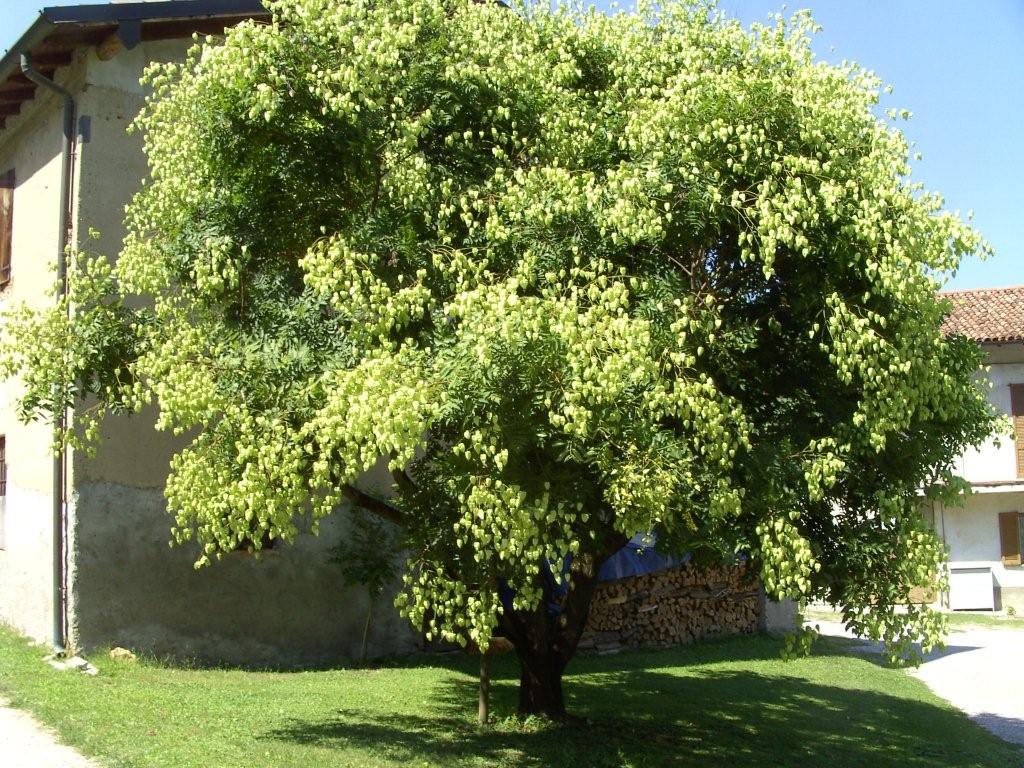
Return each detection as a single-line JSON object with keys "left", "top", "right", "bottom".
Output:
{"left": 933, "top": 490, "right": 1024, "bottom": 612}
{"left": 0, "top": 32, "right": 417, "bottom": 665}
{"left": 0, "top": 56, "right": 82, "bottom": 644}
{"left": 934, "top": 337, "right": 1024, "bottom": 612}
{"left": 955, "top": 356, "right": 1024, "bottom": 483}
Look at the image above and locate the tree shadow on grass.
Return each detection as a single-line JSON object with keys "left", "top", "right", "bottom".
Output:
{"left": 971, "top": 713, "right": 1024, "bottom": 748}
{"left": 262, "top": 638, "right": 1024, "bottom": 768}
{"left": 809, "top": 634, "right": 983, "bottom": 667}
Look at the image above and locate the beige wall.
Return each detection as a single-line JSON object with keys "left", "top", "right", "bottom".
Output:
{"left": 71, "top": 40, "right": 192, "bottom": 491}
{"left": 0, "top": 55, "right": 90, "bottom": 642}
{"left": 0, "top": 37, "right": 421, "bottom": 662}
{"left": 934, "top": 491, "right": 1024, "bottom": 613}
{"left": 936, "top": 343, "right": 1024, "bottom": 612}
{"left": 957, "top": 343, "right": 1024, "bottom": 484}
{"left": 57, "top": 41, "right": 418, "bottom": 662}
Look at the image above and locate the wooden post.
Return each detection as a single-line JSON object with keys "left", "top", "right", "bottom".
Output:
{"left": 96, "top": 32, "right": 124, "bottom": 62}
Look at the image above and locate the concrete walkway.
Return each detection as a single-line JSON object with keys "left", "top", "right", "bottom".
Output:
{"left": 0, "top": 698, "right": 96, "bottom": 768}
{"left": 814, "top": 619, "right": 1024, "bottom": 747}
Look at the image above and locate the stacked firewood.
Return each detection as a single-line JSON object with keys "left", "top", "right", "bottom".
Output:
{"left": 579, "top": 562, "right": 761, "bottom": 653}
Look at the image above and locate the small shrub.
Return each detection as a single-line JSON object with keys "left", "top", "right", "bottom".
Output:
{"left": 328, "top": 509, "right": 403, "bottom": 662}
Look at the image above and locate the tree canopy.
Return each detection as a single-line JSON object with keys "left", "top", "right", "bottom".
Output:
{"left": 1, "top": 0, "right": 997, "bottom": 718}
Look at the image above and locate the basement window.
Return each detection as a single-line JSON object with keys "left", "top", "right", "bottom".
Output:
{"left": 0, "top": 169, "right": 13, "bottom": 287}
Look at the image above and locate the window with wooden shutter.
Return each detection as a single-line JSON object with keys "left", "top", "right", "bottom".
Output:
{"left": 0, "top": 169, "right": 12, "bottom": 287}
{"left": 999, "top": 511, "right": 1023, "bottom": 567}
{"left": 1011, "top": 384, "right": 1024, "bottom": 479}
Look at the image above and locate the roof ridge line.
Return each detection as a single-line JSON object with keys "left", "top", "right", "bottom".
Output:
{"left": 939, "top": 284, "right": 1024, "bottom": 296}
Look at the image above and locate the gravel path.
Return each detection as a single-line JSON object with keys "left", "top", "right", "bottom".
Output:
{"left": 0, "top": 698, "right": 96, "bottom": 768}
{"left": 813, "top": 618, "right": 1024, "bottom": 747}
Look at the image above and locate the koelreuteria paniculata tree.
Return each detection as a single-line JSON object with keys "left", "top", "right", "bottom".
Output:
{"left": 1, "top": 0, "right": 996, "bottom": 716}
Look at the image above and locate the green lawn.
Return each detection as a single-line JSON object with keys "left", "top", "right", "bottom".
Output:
{"left": 804, "top": 606, "right": 1024, "bottom": 632}
{"left": 945, "top": 611, "right": 1024, "bottom": 630}
{"left": 1, "top": 626, "right": 1020, "bottom": 768}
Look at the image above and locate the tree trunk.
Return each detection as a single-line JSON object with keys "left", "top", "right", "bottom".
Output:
{"left": 478, "top": 652, "right": 491, "bottom": 724}
{"left": 516, "top": 652, "right": 567, "bottom": 719}
{"left": 499, "top": 532, "right": 627, "bottom": 721}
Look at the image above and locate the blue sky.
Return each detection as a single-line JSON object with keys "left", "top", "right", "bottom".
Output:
{"left": 4, "top": 0, "right": 1022, "bottom": 290}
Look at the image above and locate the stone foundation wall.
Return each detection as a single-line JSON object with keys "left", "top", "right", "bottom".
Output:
{"left": 579, "top": 561, "right": 761, "bottom": 652}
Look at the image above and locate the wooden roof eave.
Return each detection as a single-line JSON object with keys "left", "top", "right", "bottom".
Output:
{"left": 0, "top": 0, "right": 269, "bottom": 132}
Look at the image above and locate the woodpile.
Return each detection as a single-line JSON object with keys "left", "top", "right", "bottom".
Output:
{"left": 579, "top": 561, "right": 761, "bottom": 653}
{"left": 906, "top": 585, "right": 937, "bottom": 604}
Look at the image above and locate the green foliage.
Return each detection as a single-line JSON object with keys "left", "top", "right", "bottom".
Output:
{"left": 329, "top": 510, "right": 403, "bottom": 598}
{"left": 0, "top": 230, "right": 140, "bottom": 450}
{"left": 0, "top": 0, "right": 999, "bottom": 662}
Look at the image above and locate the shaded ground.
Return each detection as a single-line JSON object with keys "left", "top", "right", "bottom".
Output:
{"left": 812, "top": 617, "right": 1024, "bottom": 747}
{"left": 1, "top": 625, "right": 1021, "bottom": 767}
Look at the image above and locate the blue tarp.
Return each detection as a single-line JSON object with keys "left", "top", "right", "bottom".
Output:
{"left": 597, "top": 533, "right": 689, "bottom": 582}
{"left": 498, "top": 533, "right": 690, "bottom": 616}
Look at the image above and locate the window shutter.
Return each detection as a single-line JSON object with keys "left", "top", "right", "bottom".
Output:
{"left": 999, "top": 511, "right": 1022, "bottom": 567}
{"left": 1012, "top": 385, "right": 1024, "bottom": 479}
{"left": 0, "top": 169, "right": 13, "bottom": 286}
{"left": 1014, "top": 417, "right": 1024, "bottom": 479}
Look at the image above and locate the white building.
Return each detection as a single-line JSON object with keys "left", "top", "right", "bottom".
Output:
{"left": 936, "top": 285, "right": 1024, "bottom": 612}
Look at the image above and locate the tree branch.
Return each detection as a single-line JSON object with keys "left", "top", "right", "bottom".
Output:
{"left": 554, "top": 531, "right": 628, "bottom": 667}
{"left": 392, "top": 468, "right": 418, "bottom": 497}
{"left": 388, "top": 451, "right": 419, "bottom": 497}
{"left": 341, "top": 483, "right": 405, "bottom": 526}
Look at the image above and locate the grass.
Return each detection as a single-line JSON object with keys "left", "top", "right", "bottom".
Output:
{"left": 945, "top": 611, "right": 1024, "bottom": 630}
{"left": 1, "top": 626, "right": 1021, "bottom": 768}
{"left": 804, "top": 606, "right": 1024, "bottom": 632}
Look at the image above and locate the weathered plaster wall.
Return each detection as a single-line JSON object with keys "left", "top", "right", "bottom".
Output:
{"left": 0, "top": 56, "right": 88, "bottom": 642}
{"left": 935, "top": 492, "right": 1024, "bottom": 612}
{"left": 760, "top": 595, "right": 800, "bottom": 633}
{"left": 70, "top": 482, "right": 418, "bottom": 665}
{"left": 71, "top": 41, "right": 194, "bottom": 493}
{"left": 60, "top": 41, "right": 418, "bottom": 663}
{"left": 938, "top": 344, "right": 1024, "bottom": 612}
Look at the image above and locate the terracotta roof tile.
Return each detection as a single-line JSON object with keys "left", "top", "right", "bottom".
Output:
{"left": 940, "top": 285, "right": 1024, "bottom": 343}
